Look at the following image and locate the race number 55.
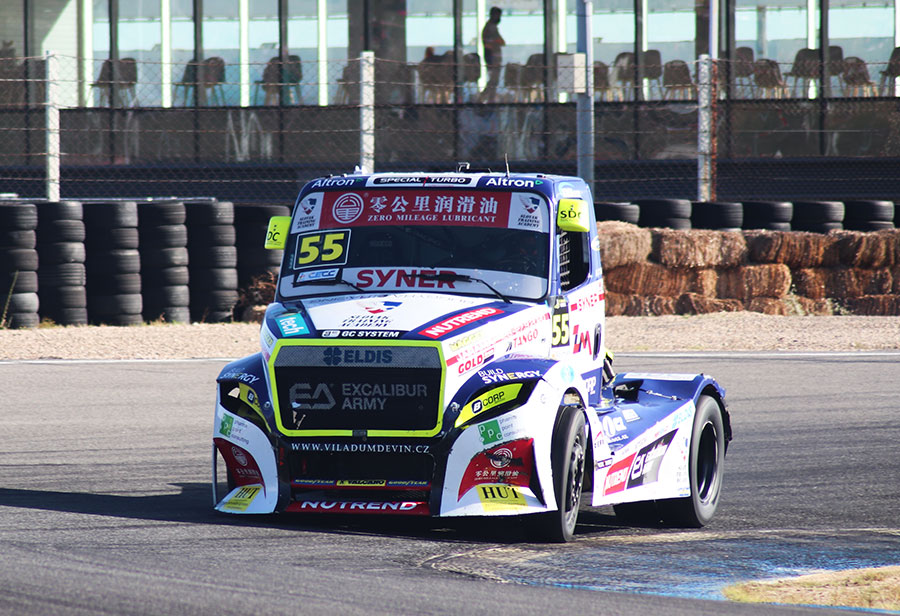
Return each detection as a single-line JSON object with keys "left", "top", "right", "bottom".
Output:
{"left": 294, "top": 229, "right": 350, "bottom": 269}
{"left": 551, "top": 296, "right": 570, "bottom": 347}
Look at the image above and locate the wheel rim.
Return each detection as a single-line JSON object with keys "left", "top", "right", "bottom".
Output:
{"left": 695, "top": 421, "right": 719, "bottom": 503}
{"left": 564, "top": 435, "right": 585, "bottom": 527}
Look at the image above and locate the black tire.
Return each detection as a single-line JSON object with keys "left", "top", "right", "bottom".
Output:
{"left": 793, "top": 221, "right": 843, "bottom": 233}
{"left": 88, "top": 293, "right": 143, "bottom": 315}
{"left": 6, "top": 292, "right": 39, "bottom": 313}
{"left": 143, "top": 266, "right": 190, "bottom": 286}
{"left": 199, "top": 289, "right": 239, "bottom": 311}
{"left": 191, "top": 267, "right": 238, "bottom": 290}
{"left": 2, "top": 270, "right": 38, "bottom": 294}
{"left": 39, "top": 263, "right": 86, "bottom": 287}
{"left": 595, "top": 202, "right": 640, "bottom": 224}
{"left": 0, "top": 229, "right": 36, "bottom": 249}
{"left": 691, "top": 201, "right": 743, "bottom": 230}
{"left": 188, "top": 224, "right": 236, "bottom": 247}
{"left": 40, "top": 242, "right": 86, "bottom": 264}
{"left": 150, "top": 285, "right": 190, "bottom": 307}
{"left": 86, "top": 226, "right": 141, "bottom": 250}
{"left": 642, "top": 216, "right": 692, "bottom": 230}
{"left": 1, "top": 248, "right": 39, "bottom": 271}
{"left": 635, "top": 198, "right": 692, "bottom": 221}
{"left": 201, "top": 310, "right": 234, "bottom": 323}
{"left": 533, "top": 405, "right": 586, "bottom": 542}
{"left": 149, "top": 305, "right": 191, "bottom": 323}
{"left": 743, "top": 220, "right": 792, "bottom": 231}
{"left": 658, "top": 395, "right": 725, "bottom": 527}
{"left": 83, "top": 202, "right": 139, "bottom": 228}
{"left": 4, "top": 311, "right": 40, "bottom": 329}
{"left": 85, "top": 272, "right": 141, "bottom": 295}
{"left": 0, "top": 203, "right": 38, "bottom": 229}
{"left": 844, "top": 220, "right": 894, "bottom": 231}
{"left": 38, "top": 219, "right": 86, "bottom": 244}
{"left": 793, "top": 200, "right": 844, "bottom": 224}
{"left": 42, "top": 285, "right": 87, "bottom": 308}
{"left": 843, "top": 200, "right": 894, "bottom": 223}
{"left": 39, "top": 201, "right": 83, "bottom": 221}
{"left": 741, "top": 200, "right": 793, "bottom": 224}
{"left": 142, "top": 224, "right": 188, "bottom": 248}
{"left": 185, "top": 200, "right": 235, "bottom": 225}
{"left": 141, "top": 247, "right": 189, "bottom": 268}
{"left": 52, "top": 307, "right": 89, "bottom": 326}
{"left": 91, "top": 312, "right": 144, "bottom": 326}
{"left": 190, "top": 245, "right": 237, "bottom": 268}
{"left": 86, "top": 249, "right": 141, "bottom": 275}
{"left": 138, "top": 201, "right": 186, "bottom": 226}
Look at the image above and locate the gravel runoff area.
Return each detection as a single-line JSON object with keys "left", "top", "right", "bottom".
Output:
{"left": 0, "top": 313, "right": 898, "bottom": 360}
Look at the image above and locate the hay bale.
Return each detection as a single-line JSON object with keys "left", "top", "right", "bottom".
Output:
{"left": 830, "top": 230, "right": 896, "bottom": 268}
{"left": 844, "top": 295, "right": 900, "bottom": 316}
{"left": 596, "top": 221, "right": 652, "bottom": 269}
{"left": 746, "top": 297, "right": 790, "bottom": 315}
{"left": 717, "top": 264, "right": 792, "bottom": 300}
{"left": 613, "top": 294, "right": 677, "bottom": 316}
{"left": 894, "top": 267, "right": 900, "bottom": 294}
{"left": 651, "top": 229, "right": 747, "bottom": 269}
{"left": 605, "top": 292, "right": 627, "bottom": 316}
{"left": 826, "top": 267, "right": 892, "bottom": 299}
{"left": 605, "top": 262, "right": 690, "bottom": 296}
{"left": 675, "top": 293, "right": 744, "bottom": 315}
{"left": 690, "top": 269, "right": 719, "bottom": 297}
{"left": 792, "top": 268, "right": 828, "bottom": 299}
{"left": 744, "top": 230, "right": 835, "bottom": 268}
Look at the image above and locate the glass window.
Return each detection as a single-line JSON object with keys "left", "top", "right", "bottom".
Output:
{"left": 828, "top": 4, "right": 892, "bottom": 98}
{"left": 201, "top": 0, "right": 239, "bottom": 105}
{"left": 117, "top": 1, "right": 162, "bottom": 107}
{"left": 594, "top": 0, "right": 636, "bottom": 101}
{"left": 646, "top": 0, "right": 696, "bottom": 99}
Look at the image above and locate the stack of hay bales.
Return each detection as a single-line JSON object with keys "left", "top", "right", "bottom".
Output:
{"left": 599, "top": 221, "right": 900, "bottom": 316}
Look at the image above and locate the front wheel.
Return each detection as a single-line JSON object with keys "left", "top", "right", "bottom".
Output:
{"left": 532, "top": 406, "right": 586, "bottom": 542}
{"left": 659, "top": 394, "right": 726, "bottom": 527}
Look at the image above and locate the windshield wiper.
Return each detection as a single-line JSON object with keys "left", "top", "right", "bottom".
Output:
{"left": 292, "top": 272, "right": 363, "bottom": 292}
{"left": 415, "top": 272, "right": 511, "bottom": 304}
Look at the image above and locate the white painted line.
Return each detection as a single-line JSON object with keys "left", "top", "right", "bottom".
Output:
{"left": 618, "top": 351, "right": 900, "bottom": 359}
{"left": 0, "top": 358, "right": 236, "bottom": 366}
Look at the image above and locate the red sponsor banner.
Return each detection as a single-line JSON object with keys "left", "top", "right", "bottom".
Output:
{"left": 459, "top": 439, "right": 534, "bottom": 499}
{"left": 419, "top": 307, "right": 503, "bottom": 339}
{"left": 285, "top": 501, "right": 430, "bottom": 515}
{"left": 603, "top": 453, "right": 636, "bottom": 495}
{"left": 215, "top": 438, "right": 265, "bottom": 491}
{"left": 320, "top": 190, "right": 511, "bottom": 229}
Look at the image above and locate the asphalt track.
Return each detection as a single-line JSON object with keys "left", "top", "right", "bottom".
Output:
{"left": 1, "top": 353, "right": 899, "bottom": 615}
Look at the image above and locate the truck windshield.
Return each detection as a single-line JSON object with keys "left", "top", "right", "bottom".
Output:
{"left": 277, "top": 188, "right": 550, "bottom": 301}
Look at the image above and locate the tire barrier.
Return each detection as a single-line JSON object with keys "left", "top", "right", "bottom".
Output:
{"left": 691, "top": 201, "right": 743, "bottom": 231}
{"left": 0, "top": 202, "right": 40, "bottom": 328}
{"left": 139, "top": 200, "right": 189, "bottom": 323}
{"left": 791, "top": 200, "right": 845, "bottom": 233}
{"left": 741, "top": 201, "right": 793, "bottom": 231}
{"left": 843, "top": 200, "right": 895, "bottom": 232}
{"left": 235, "top": 204, "right": 290, "bottom": 290}
{"left": 37, "top": 201, "right": 88, "bottom": 326}
{"left": 634, "top": 198, "right": 692, "bottom": 230}
{"left": 594, "top": 202, "right": 640, "bottom": 225}
{"left": 83, "top": 201, "right": 143, "bottom": 326}
{"left": 186, "top": 199, "right": 238, "bottom": 323}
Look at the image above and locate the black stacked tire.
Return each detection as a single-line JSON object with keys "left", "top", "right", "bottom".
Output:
{"left": 594, "top": 202, "right": 640, "bottom": 225}
{"left": 235, "top": 204, "right": 290, "bottom": 289}
{"left": 741, "top": 200, "right": 793, "bottom": 230}
{"left": 37, "top": 201, "right": 87, "bottom": 326}
{"left": 634, "top": 199, "right": 692, "bottom": 229}
{"left": 691, "top": 201, "right": 743, "bottom": 231}
{"left": 139, "top": 200, "right": 190, "bottom": 323}
{"left": 843, "top": 200, "right": 894, "bottom": 231}
{"left": 0, "top": 202, "right": 40, "bottom": 328}
{"left": 792, "top": 200, "right": 844, "bottom": 233}
{"left": 185, "top": 199, "right": 238, "bottom": 323}
{"left": 84, "top": 201, "right": 143, "bottom": 326}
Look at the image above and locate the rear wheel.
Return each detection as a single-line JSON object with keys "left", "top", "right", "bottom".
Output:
{"left": 533, "top": 406, "right": 586, "bottom": 542}
{"left": 659, "top": 394, "right": 725, "bottom": 527}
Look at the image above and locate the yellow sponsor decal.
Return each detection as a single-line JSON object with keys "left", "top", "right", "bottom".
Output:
{"left": 337, "top": 479, "right": 387, "bottom": 487}
{"left": 455, "top": 383, "right": 522, "bottom": 427}
{"left": 477, "top": 484, "right": 527, "bottom": 512}
{"left": 223, "top": 485, "right": 262, "bottom": 511}
{"left": 238, "top": 383, "right": 261, "bottom": 413}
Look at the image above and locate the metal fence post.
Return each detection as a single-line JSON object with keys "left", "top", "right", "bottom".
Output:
{"left": 576, "top": 0, "right": 595, "bottom": 194}
{"left": 45, "top": 50, "right": 60, "bottom": 202}
{"left": 359, "top": 51, "right": 375, "bottom": 174}
{"left": 697, "top": 53, "right": 716, "bottom": 202}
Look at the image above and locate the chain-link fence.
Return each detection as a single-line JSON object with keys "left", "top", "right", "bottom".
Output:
{"left": 1, "top": 52, "right": 899, "bottom": 204}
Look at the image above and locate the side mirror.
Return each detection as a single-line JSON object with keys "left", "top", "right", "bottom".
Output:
{"left": 264, "top": 216, "right": 291, "bottom": 250}
{"left": 556, "top": 198, "right": 591, "bottom": 233}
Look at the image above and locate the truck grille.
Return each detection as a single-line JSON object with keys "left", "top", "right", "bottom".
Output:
{"left": 272, "top": 343, "right": 443, "bottom": 434}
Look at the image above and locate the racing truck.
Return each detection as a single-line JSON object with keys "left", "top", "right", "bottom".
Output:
{"left": 212, "top": 168, "right": 731, "bottom": 542}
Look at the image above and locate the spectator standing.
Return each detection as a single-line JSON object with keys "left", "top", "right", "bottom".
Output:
{"left": 480, "top": 7, "right": 505, "bottom": 103}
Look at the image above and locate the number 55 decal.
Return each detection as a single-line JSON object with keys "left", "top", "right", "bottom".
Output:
{"left": 551, "top": 296, "right": 570, "bottom": 347}
{"left": 294, "top": 229, "right": 351, "bottom": 270}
